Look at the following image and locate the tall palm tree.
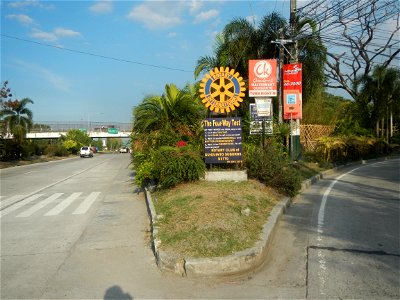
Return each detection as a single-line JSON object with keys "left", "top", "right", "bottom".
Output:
{"left": 194, "top": 13, "right": 288, "bottom": 80}
{"left": 0, "top": 98, "right": 34, "bottom": 140}
{"left": 355, "top": 65, "right": 400, "bottom": 138}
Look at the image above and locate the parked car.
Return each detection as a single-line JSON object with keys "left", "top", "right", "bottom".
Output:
{"left": 80, "top": 146, "right": 93, "bottom": 158}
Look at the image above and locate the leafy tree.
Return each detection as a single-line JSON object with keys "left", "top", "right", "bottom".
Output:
{"left": 300, "top": 0, "right": 399, "bottom": 100}
{"left": 61, "top": 129, "right": 92, "bottom": 154}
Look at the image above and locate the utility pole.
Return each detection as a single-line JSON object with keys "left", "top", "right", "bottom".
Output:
{"left": 278, "top": 31, "right": 284, "bottom": 124}
{"left": 290, "top": 0, "right": 301, "bottom": 160}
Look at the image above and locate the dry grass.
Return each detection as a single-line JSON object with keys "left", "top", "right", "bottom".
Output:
{"left": 153, "top": 180, "right": 283, "bottom": 258}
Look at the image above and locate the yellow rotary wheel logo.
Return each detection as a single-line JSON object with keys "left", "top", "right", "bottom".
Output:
{"left": 199, "top": 66, "right": 246, "bottom": 113}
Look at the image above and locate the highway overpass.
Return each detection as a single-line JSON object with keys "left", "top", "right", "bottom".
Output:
{"left": 16, "top": 121, "right": 132, "bottom": 139}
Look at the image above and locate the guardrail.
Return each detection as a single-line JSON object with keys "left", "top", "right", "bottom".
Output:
{"left": 30, "top": 121, "right": 133, "bottom": 133}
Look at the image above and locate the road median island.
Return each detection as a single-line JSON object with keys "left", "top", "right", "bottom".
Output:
{"left": 144, "top": 180, "right": 292, "bottom": 278}
{"left": 143, "top": 157, "right": 396, "bottom": 278}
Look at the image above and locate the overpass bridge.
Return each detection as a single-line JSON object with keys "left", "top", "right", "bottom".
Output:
{"left": 25, "top": 121, "right": 132, "bottom": 139}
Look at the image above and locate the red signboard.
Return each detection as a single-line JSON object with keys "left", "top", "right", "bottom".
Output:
{"left": 283, "top": 63, "right": 302, "bottom": 120}
{"left": 248, "top": 59, "right": 277, "bottom": 97}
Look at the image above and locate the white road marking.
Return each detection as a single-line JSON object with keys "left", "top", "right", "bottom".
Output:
{"left": 45, "top": 192, "right": 82, "bottom": 216}
{"left": 0, "top": 194, "right": 44, "bottom": 218}
{"left": 72, "top": 192, "right": 101, "bottom": 215}
{"left": 314, "top": 161, "right": 394, "bottom": 296}
{"left": 0, "top": 195, "right": 25, "bottom": 209}
{"left": 16, "top": 193, "right": 64, "bottom": 218}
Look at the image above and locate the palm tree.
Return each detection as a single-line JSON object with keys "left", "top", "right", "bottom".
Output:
{"left": 133, "top": 83, "right": 204, "bottom": 135}
{"left": 355, "top": 65, "right": 400, "bottom": 139}
{"left": 0, "top": 98, "right": 34, "bottom": 141}
{"left": 194, "top": 13, "right": 288, "bottom": 80}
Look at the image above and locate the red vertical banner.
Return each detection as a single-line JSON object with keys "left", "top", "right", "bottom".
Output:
{"left": 248, "top": 59, "right": 277, "bottom": 97}
{"left": 283, "top": 63, "right": 302, "bottom": 120}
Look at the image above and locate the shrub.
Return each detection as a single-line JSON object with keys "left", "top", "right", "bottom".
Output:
{"left": 63, "top": 140, "right": 79, "bottom": 154}
{"left": 314, "top": 135, "right": 390, "bottom": 163}
{"left": 45, "top": 144, "right": 68, "bottom": 157}
{"left": 244, "top": 140, "right": 301, "bottom": 196}
{"left": 154, "top": 146, "right": 205, "bottom": 189}
{"left": 135, "top": 160, "right": 156, "bottom": 187}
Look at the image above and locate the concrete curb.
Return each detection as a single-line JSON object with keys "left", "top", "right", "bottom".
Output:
{"left": 144, "top": 187, "right": 292, "bottom": 278}
{"left": 144, "top": 156, "right": 397, "bottom": 278}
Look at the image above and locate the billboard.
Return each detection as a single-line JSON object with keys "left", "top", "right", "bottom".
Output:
{"left": 283, "top": 63, "right": 302, "bottom": 120}
{"left": 248, "top": 60, "right": 278, "bottom": 97}
{"left": 249, "top": 104, "right": 273, "bottom": 135}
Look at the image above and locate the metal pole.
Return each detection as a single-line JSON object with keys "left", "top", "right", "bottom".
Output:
{"left": 278, "top": 33, "right": 284, "bottom": 124}
{"left": 290, "top": 113, "right": 293, "bottom": 160}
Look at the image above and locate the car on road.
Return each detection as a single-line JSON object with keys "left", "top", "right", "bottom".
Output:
{"left": 80, "top": 146, "right": 93, "bottom": 158}
{"left": 119, "top": 147, "right": 129, "bottom": 153}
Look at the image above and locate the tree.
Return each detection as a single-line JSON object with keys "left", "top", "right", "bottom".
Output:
{"left": 61, "top": 129, "right": 92, "bottom": 154}
{"left": 355, "top": 65, "right": 400, "bottom": 139}
{"left": 0, "top": 98, "right": 34, "bottom": 141}
{"left": 133, "top": 83, "right": 204, "bottom": 136}
{"left": 194, "top": 12, "right": 326, "bottom": 122}
{"left": 299, "top": 0, "right": 399, "bottom": 100}
{"left": 194, "top": 13, "right": 287, "bottom": 80}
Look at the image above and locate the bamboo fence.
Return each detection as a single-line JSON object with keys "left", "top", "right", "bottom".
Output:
{"left": 300, "top": 124, "right": 335, "bottom": 151}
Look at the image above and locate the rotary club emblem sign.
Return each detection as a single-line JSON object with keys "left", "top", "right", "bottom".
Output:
{"left": 199, "top": 67, "right": 246, "bottom": 114}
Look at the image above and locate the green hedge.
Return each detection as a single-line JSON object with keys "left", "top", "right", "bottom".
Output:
{"left": 134, "top": 146, "right": 205, "bottom": 189}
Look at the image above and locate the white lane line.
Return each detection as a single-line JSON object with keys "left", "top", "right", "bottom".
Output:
{"left": 0, "top": 194, "right": 43, "bottom": 218}
{"left": 45, "top": 192, "right": 82, "bottom": 216}
{"left": 0, "top": 195, "right": 25, "bottom": 209}
{"left": 316, "top": 163, "right": 375, "bottom": 296}
{"left": 17, "top": 193, "right": 64, "bottom": 218}
{"left": 72, "top": 192, "right": 101, "bottom": 215}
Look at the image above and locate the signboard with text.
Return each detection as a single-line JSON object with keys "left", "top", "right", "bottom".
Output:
{"left": 250, "top": 104, "right": 273, "bottom": 135}
{"left": 204, "top": 118, "right": 242, "bottom": 164}
{"left": 248, "top": 59, "right": 277, "bottom": 97}
{"left": 283, "top": 63, "right": 303, "bottom": 120}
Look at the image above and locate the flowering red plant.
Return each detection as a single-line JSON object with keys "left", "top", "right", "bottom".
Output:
{"left": 176, "top": 140, "right": 187, "bottom": 148}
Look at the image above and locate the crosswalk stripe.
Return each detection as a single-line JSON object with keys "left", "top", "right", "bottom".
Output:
{"left": 44, "top": 192, "right": 82, "bottom": 216}
{"left": 0, "top": 194, "right": 44, "bottom": 218}
{"left": 1, "top": 195, "right": 25, "bottom": 209}
{"left": 72, "top": 192, "right": 101, "bottom": 215}
{"left": 16, "top": 193, "right": 64, "bottom": 218}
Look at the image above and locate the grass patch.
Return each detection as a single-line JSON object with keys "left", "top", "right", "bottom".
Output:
{"left": 153, "top": 180, "right": 282, "bottom": 258}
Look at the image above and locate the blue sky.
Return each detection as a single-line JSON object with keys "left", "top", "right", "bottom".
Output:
{"left": 1, "top": 0, "right": 294, "bottom": 124}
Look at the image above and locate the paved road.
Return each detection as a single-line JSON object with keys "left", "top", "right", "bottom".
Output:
{"left": 1, "top": 155, "right": 398, "bottom": 299}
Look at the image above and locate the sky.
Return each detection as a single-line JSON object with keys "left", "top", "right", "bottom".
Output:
{"left": 1, "top": 0, "right": 294, "bottom": 124}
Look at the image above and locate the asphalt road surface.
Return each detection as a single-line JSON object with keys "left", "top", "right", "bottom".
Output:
{"left": 1, "top": 154, "right": 399, "bottom": 299}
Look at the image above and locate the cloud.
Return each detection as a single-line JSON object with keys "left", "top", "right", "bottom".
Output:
{"left": 187, "top": 0, "right": 203, "bottom": 14}
{"left": 127, "top": 1, "right": 184, "bottom": 30}
{"left": 30, "top": 27, "right": 82, "bottom": 42}
{"left": 193, "top": 9, "right": 219, "bottom": 24}
{"left": 7, "top": 0, "right": 54, "bottom": 10}
{"left": 13, "top": 59, "right": 71, "bottom": 92}
{"left": 89, "top": 0, "right": 113, "bottom": 14}
{"left": 6, "top": 14, "right": 35, "bottom": 25}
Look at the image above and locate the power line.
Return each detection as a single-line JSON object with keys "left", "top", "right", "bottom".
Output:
{"left": 1, "top": 34, "right": 192, "bottom": 73}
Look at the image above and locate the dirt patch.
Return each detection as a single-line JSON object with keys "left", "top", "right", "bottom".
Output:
{"left": 153, "top": 180, "right": 283, "bottom": 258}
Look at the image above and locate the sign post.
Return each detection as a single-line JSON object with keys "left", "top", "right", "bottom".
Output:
{"left": 283, "top": 63, "right": 302, "bottom": 160}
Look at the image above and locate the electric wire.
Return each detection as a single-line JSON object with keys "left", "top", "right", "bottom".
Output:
{"left": 1, "top": 34, "right": 192, "bottom": 73}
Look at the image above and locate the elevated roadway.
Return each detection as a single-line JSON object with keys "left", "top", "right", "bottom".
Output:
{"left": 15, "top": 121, "right": 132, "bottom": 139}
